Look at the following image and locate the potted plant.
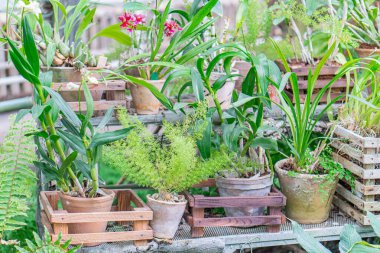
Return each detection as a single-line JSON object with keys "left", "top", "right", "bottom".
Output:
{"left": 346, "top": 0, "right": 380, "bottom": 57}
{"left": 115, "top": 0, "right": 220, "bottom": 114}
{"left": 271, "top": 0, "right": 356, "bottom": 103}
{"left": 271, "top": 40, "right": 356, "bottom": 224}
{"left": 103, "top": 105, "right": 220, "bottom": 239}
{"left": 6, "top": 17, "right": 133, "bottom": 245}
{"left": 332, "top": 56, "right": 380, "bottom": 225}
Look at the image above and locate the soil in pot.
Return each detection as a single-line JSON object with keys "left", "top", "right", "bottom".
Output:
{"left": 206, "top": 70, "right": 239, "bottom": 110}
{"left": 275, "top": 159, "right": 338, "bottom": 224}
{"left": 146, "top": 194, "right": 187, "bottom": 239}
{"left": 216, "top": 174, "right": 272, "bottom": 217}
{"left": 58, "top": 189, "right": 115, "bottom": 246}
{"left": 129, "top": 79, "right": 164, "bottom": 115}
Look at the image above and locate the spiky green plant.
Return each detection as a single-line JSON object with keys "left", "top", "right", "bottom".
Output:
{"left": 0, "top": 116, "right": 36, "bottom": 243}
{"left": 15, "top": 228, "right": 79, "bottom": 253}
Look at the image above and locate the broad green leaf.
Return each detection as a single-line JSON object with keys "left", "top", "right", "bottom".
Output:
{"left": 292, "top": 220, "right": 332, "bottom": 253}
{"left": 46, "top": 43, "right": 56, "bottom": 68}
{"left": 339, "top": 224, "right": 363, "bottom": 253}
{"left": 89, "top": 24, "right": 132, "bottom": 46}
{"left": 96, "top": 107, "right": 114, "bottom": 132}
{"left": 75, "top": 8, "right": 96, "bottom": 41}
{"left": 89, "top": 127, "right": 134, "bottom": 149}
{"left": 367, "top": 212, "right": 380, "bottom": 237}
{"left": 191, "top": 68, "right": 204, "bottom": 102}
{"left": 22, "top": 17, "right": 40, "bottom": 76}
{"left": 60, "top": 151, "right": 78, "bottom": 174}
{"left": 57, "top": 129, "right": 86, "bottom": 155}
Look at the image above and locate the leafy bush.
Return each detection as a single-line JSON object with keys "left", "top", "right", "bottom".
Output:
{"left": 104, "top": 106, "right": 220, "bottom": 197}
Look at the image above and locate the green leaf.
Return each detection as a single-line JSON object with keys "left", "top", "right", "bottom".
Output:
{"left": 43, "top": 86, "right": 81, "bottom": 126}
{"left": 46, "top": 43, "right": 56, "bottom": 68}
{"left": 89, "top": 127, "right": 134, "bottom": 149}
{"left": 96, "top": 107, "right": 114, "bottom": 132}
{"left": 292, "top": 220, "right": 332, "bottom": 253}
{"left": 57, "top": 129, "right": 86, "bottom": 155}
{"left": 22, "top": 16, "right": 40, "bottom": 76}
{"left": 191, "top": 68, "right": 205, "bottom": 102}
{"left": 75, "top": 8, "right": 96, "bottom": 41}
{"left": 89, "top": 24, "right": 132, "bottom": 46}
{"left": 367, "top": 212, "right": 380, "bottom": 237}
{"left": 251, "top": 137, "right": 278, "bottom": 151}
{"left": 124, "top": 2, "right": 150, "bottom": 11}
{"left": 212, "top": 74, "right": 240, "bottom": 92}
{"left": 242, "top": 67, "right": 257, "bottom": 96}
{"left": 197, "top": 118, "right": 212, "bottom": 159}
{"left": 60, "top": 151, "right": 78, "bottom": 174}
{"left": 15, "top": 109, "right": 31, "bottom": 123}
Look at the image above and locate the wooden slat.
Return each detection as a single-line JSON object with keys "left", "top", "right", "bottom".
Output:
{"left": 129, "top": 190, "right": 149, "bottom": 209}
{"left": 192, "top": 178, "right": 216, "bottom": 188}
{"left": 334, "top": 125, "right": 380, "bottom": 148}
{"left": 336, "top": 184, "right": 380, "bottom": 211}
{"left": 192, "top": 216, "right": 282, "bottom": 227}
{"left": 52, "top": 81, "right": 126, "bottom": 91}
{"left": 40, "top": 192, "right": 56, "bottom": 221}
{"left": 332, "top": 152, "right": 380, "bottom": 179}
{"left": 333, "top": 196, "right": 369, "bottom": 225}
{"left": 297, "top": 79, "right": 351, "bottom": 89}
{"left": 52, "top": 230, "right": 153, "bottom": 245}
{"left": 193, "top": 195, "right": 285, "bottom": 208}
{"left": 67, "top": 100, "right": 125, "bottom": 111}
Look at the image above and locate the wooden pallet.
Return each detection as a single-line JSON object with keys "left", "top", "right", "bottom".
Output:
{"left": 276, "top": 61, "right": 353, "bottom": 104}
{"left": 183, "top": 179, "right": 286, "bottom": 237}
{"left": 40, "top": 189, "right": 153, "bottom": 246}
{"left": 332, "top": 125, "right": 380, "bottom": 225}
{"left": 52, "top": 80, "right": 126, "bottom": 112}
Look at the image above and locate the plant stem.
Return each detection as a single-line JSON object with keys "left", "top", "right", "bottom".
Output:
{"left": 35, "top": 85, "right": 85, "bottom": 197}
{"left": 205, "top": 79, "right": 223, "bottom": 123}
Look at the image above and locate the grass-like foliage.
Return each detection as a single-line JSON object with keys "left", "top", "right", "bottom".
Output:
{"left": 0, "top": 116, "right": 36, "bottom": 242}
{"left": 104, "top": 106, "right": 220, "bottom": 196}
{"left": 15, "top": 228, "right": 79, "bottom": 253}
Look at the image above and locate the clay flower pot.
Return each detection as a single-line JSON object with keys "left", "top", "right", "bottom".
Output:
{"left": 275, "top": 159, "right": 338, "bottom": 224}
{"left": 216, "top": 174, "right": 272, "bottom": 217}
{"left": 58, "top": 189, "right": 115, "bottom": 246}
{"left": 41, "top": 66, "right": 104, "bottom": 102}
{"left": 129, "top": 79, "right": 164, "bottom": 115}
{"left": 356, "top": 47, "right": 380, "bottom": 58}
{"left": 206, "top": 69, "right": 239, "bottom": 110}
{"left": 146, "top": 195, "right": 187, "bottom": 239}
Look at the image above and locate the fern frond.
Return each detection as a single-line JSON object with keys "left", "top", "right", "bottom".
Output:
{"left": 0, "top": 116, "right": 36, "bottom": 241}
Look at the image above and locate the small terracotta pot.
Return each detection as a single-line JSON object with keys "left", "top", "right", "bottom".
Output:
{"left": 233, "top": 61, "right": 251, "bottom": 92}
{"left": 206, "top": 70, "right": 239, "bottom": 110}
{"left": 216, "top": 174, "right": 272, "bottom": 218}
{"left": 356, "top": 47, "right": 380, "bottom": 58}
{"left": 146, "top": 195, "right": 187, "bottom": 239}
{"left": 275, "top": 159, "right": 338, "bottom": 224}
{"left": 129, "top": 79, "right": 164, "bottom": 115}
{"left": 58, "top": 189, "right": 115, "bottom": 246}
{"left": 41, "top": 66, "right": 104, "bottom": 102}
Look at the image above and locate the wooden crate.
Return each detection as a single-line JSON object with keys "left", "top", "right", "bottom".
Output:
{"left": 183, "top": 179, "right": 286, "bottom": 237}
{"left": 40, "top": 189, "right": 153, "bottom": 246}
{"left": 52, "top": 80, "right": 126, "bottom": 112}
{"left": 276, "top": 61, "right": 353, "bottom": 104}
{"left": 332, "top": 125, "right": 380, "bottom": 225}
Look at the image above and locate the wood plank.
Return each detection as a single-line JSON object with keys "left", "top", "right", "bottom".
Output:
{"left": 193, "top": 195, "right": 285, "bottom": 208}
{"left": 184, "top": 192, "right": 195, "bottom": 207}
{"left": 52, "top": 80, "right": 126, "bottom": 91}
{"left": 191, "top": 208, "right": 205, "bottom": 237}
{"left": 192, "top": 216, "right": 282, "bottom": 227}
{"left": 331, "top": 141, "right": 364, "bottom": 163}
{"left": 333, "top": 196, "right": 369, "bottom": 225}
{"left": 51, "top": 230, "right": 153, "bottom": 245}
{"left": 129, "top": 190, "right": 149, "bottom": 208}
{"left": 40, "top": 192, "right": 55, "bottom": 221}
{"left": 332, "top": 152, "right": 380, "bottom": 179}
{"left": 50, "top": 210, "right": 153, "bottom": 223}
{"left": 334, "top": 125, "right": 380, "bottom": 148}
{"left": 336, "top": 184, "right": 380, "bottom": 211}
{"left": 41, "top": 211, "right": 55, "bottom": 235}
{"left": 297, "top": 79, "right": 351, "bottom": 89}
{"left": 192, "top": 178, "right": 216, "bottom": 188}
{"left": 133, "top": 220, "right": 149, "bottom": 246}
{"left": 68, "top": 100, "right": 126, "bottom": 112}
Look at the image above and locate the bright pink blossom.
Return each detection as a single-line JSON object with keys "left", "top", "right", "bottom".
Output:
{"left": 119, "top": 12, "right": 146, "bottom": 32}
{"left": 164, "top": 20, "right": 182, "bottom": 37}
{"left": 268, "top": 85, "right": 280, "bottom": 104}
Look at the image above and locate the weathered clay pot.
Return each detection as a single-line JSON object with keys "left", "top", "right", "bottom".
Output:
{"left": 58, "top": 189, "right": 115, "bottom": 246}
{"left": 356, "top": 47, "right": 380, "bottom": 58}
{"left": 233, "top": 61, "right": 251, "bottom": 91}
{"left": 146, "top": 195, "right": 187, "bottom": 239}
{"left": 206, "top": 70, "right": 239, "bottom": 110}
{"left": 129, "top": 79, "right": 164, "bottom": 115}
{"left": 275, "top": 159, "right": 338, "bottom": 224}
{"left": 41, "top": 66, "right": 104, "bottom": 102}
{"left": 216, "top": 174, "right": 272, "bottom": 217}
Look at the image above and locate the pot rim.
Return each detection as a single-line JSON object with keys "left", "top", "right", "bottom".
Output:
{"left": 356, "top": 47, "right": 380, "bottom": 52}
{"left": 41, "top": 66, "right": 104, "bottom": 70}
{"left": 147, "top": 194, "right": 187, "bottom": 205}
{"left": 275, "top": 158, "right": 330, "bottom": 179}
{"left": 216, "top": 173, "right": 272, "bottom": 182}
{"left": 58, "top": 189, "right": 115, "bottom": 202}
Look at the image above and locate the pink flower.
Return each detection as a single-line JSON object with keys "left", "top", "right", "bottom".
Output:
{"left": 134, "top": 14, "right": 146, "bottom": 25}
{"left": 164, "top": 20, "right": 182, "bottom": 37}
{"left": 119, "top": 12, "right": 134, "bottom": 28}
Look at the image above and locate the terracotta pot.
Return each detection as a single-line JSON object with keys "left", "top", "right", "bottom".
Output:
{"left": 41, "top": 66, "right": 104, "bottom": 102}
{"left": 58, "top": 189, "right": 115, "bottom": 246}
{"left": 356, "top": 47, "right": 380, "bottom": 58}
{"left": 233, "top": 61, "right": 251, "bottom": 92}
{"left": 146, "top": 195, "right": 187, "bottom": 239}
{"left": 129, "top": 79, "right": 164, "bottom": 115}
{"left": 275, "top": 159, "right": 338, "bottom": 224}
{"left": 206, "top": 70, "right": 239, "bottom": 110}
{"left": 216, "top": 174, "right": 272, "bottom": 217}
